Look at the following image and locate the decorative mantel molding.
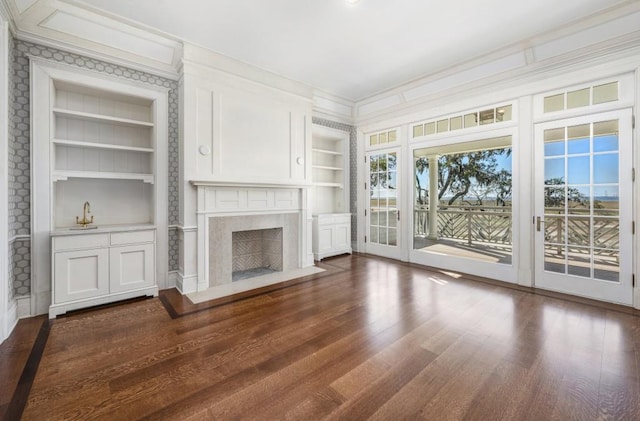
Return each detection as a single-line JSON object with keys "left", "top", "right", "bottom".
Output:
{"left": 189, "top": 180, "right": 312, "bottom": 189}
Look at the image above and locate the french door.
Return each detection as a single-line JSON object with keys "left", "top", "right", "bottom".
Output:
{"left": 366, "top": 148, "right": 403, "bottom": 259}
{"left": 534, "top": 109, "right": 633, "bottom": 305}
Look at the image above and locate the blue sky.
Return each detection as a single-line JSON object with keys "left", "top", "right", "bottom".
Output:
{"left": 544, "top": 133, "right": 619, "bottom": 198}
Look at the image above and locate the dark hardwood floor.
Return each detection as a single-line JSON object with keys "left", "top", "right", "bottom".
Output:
{"left": 2, "top": 254, "right": 639, "bottom": 420}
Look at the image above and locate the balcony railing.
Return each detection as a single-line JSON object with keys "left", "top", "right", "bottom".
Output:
{"left": 414, "top": 205, "right": 512, "bottom": 245}
{"left": 415, "top": 204, "right": 619, "bottom": 254}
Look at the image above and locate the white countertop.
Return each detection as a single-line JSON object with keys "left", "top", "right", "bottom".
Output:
{"left": 51, "top": 224, "right": 156, "bottom": 237}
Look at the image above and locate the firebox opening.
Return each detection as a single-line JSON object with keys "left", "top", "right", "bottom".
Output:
{"left": 231, "top": 228, "right": 283, "bottom": 282}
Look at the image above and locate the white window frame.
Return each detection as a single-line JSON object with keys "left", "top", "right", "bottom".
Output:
{"left": 533, "top": 74, "right": 635, "bottom": 123}
{"left": 364, "top": 126, "right": 402, "bottom": 151}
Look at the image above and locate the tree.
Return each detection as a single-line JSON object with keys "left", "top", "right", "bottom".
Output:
{"left": 371, "top": 153, "right": 397, "bottom": 192}
{"left": 544, "top": 177, "right": 601, "bottom": 210}
{"left": 415, "top": 147, "right": 512, "bottom": 206}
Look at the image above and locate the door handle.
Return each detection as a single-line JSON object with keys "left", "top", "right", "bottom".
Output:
{"left": 536, "top": 216, "right": 544, "bottom": 232}
{"left": 397, "top": 211, "right": 400, "bottom": 221}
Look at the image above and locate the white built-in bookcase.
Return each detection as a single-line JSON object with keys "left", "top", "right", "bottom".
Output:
{"left": 30, "top": 57, "right": 168, "bottom": 315}
{"left": 51, "top": 81, "right": 156, "bottom": 227}
{"left": 311, "top": 125, "right": 352, "bottom": 260}
{"left": 311, "top": 126, "right": 350, "bottom": 214}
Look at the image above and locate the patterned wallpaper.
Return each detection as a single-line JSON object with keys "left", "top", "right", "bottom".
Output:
{"left": 7, "top": 34, "right": 15, "bottom": 302}
{"left": 311, "top": 117, "right": 358, "bottom": 242}
{"left": 8, "top": 38, "right": 181, "bottom": 297}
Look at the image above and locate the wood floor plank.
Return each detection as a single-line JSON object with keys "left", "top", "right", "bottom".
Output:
{"left": 0, "top": 254, "right": 637, "bottom": 420}
{"left": 0, "top": 316, "right": 44, "bottom": 419}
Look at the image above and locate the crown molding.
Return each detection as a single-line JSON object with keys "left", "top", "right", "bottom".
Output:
{"left": 356, "top": 28, "right": 640, "bottom": 123}
{"left": 0, "top": 0, "right": 16, "bottom": 32}
{"left": 181, "top": 42, "right": 314, "bottom": 101}
{"left": 312, "top": 90, "right": 354, "bottom": 125}
{"left": 7, "top": 0, "right": 182, "bottom": 79}
{"left": 356, "top": 39, "right": 640, "bottom": 129}
{"left": 355, "top": 1, "right": 640, "bottom": 118}
{"left": 15, "top": 29, "right": 180, "bottom": 80}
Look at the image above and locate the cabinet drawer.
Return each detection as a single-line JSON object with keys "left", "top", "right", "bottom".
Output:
{"left": 333, "top": 215, "right": 351, "bottom": 224}
{"left": 110, "top": 230, "right": 155, "bottom": 246}
{"left": 54, "top": 234, "right": 109, "bottom": 251}
{"left": 317, "top": 216, "right": 335, "bottom": 225}
{"left": 317, "top": 214, "right": 350, "bottom": 225}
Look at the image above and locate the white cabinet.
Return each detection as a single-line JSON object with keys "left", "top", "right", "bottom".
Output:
{"left": 312, "top": 214, "right": 352, "bottom": 260}
{"left": 49, "top": 228, "right": 157, "bottom": 318}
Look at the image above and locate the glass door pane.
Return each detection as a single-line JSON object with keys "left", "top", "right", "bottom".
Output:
{"left": 369, "top": 152, "right": 398, "bottom": 246}
{"left": 542, "top": 120, "right": 620, "bottom": 282}
{"left": 535, "top": 109, "right": 632, "bottom": 305}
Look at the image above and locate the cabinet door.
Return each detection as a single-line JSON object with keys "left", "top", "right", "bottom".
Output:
{"left": 54, "top": 248, "right": 109, "bottom": 303}
{"left": 333, "top": 224, "right": 351, "bottom": 250}
{"left": 109, "top": 243, "right": 156, "bottom": 293}
{"left": 317, "top": 226, "right": 334, "bottom": 254}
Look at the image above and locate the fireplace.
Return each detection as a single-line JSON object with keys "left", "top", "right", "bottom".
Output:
{"left": 208, "top": 212, "right": 299, "bottom": 286}
{"left": 232, "top": 228, "right": 283, "bottom": 281}
{"left": 189, "top": 182, "right": 312, "bottom": 294}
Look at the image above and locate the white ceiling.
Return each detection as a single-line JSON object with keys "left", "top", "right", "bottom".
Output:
{"left": 71, "top": 0, "right": 633, "bottom": 101}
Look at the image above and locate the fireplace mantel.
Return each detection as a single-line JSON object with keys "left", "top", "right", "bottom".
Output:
{"left": 189, "top": 182, "right": 314, "bottom": 293}
{"left": 189, "top": 180, "right": 312, "bottom": 189}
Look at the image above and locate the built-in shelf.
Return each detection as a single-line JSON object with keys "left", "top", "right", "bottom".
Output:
{"left": 53, "top": 139, "right": 154, "bottom": 153}
{"left": 311, "top": 126, "right": 350, "bottom": 215}
{"left": 312, "top": 148, "right": 343, "bottom": 156}
{"left": 53, "top": 108, "right": 155, "bottom": 128}
{"left": 312, "top": 165, "right": 343, "bottom": 171}
{"left": 53, "top": 170, "right": 154, "bottom": 184}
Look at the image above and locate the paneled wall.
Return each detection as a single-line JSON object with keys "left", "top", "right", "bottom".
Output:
{"left": 7, "top": 39, "right": 181, "bottom": 300}
{"left": 177, "top": 48, "right": 315, "bottom": 291}
{"left": 183, "top": 72, "right": 310, "bottom": 184}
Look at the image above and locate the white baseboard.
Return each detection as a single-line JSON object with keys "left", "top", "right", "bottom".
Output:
{"left": 1, "top": 298, "right": 18, "bottom": 343}
{"left": 166, "top": 271, "right": 178, "bottom": 289}
{"left": 176, "top": 272, "right": 199, "bottom": 294}
{"left": 17, "top": 295, "right": 31, "bottom": 318}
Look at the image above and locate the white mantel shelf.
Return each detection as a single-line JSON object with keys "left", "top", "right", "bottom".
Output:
{"left": 189, "top": 180, "right": 313, "bottom": 189}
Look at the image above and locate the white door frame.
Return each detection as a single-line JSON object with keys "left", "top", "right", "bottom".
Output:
{"left": 365, "top": 146, "right": 404, "bottom": 260}
{"left": 533, "top": 109, "right": 634, "bottom": 305}
{"left": 408, "top": 126, "right": 520, "bottom": 284}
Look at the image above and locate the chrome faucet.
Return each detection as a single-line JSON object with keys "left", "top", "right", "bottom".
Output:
{"left": 76, "top": 201, "right": 94, "bottom": 227}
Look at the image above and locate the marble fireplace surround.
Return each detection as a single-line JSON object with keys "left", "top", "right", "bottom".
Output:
{"left": 192, "top": 181, "right": 311, "bottom": 293}
{"left": 210, "top": 213, "right": 298, "bottom": 286}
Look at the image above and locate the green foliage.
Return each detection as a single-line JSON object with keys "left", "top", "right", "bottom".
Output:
{"left": 370, "top": 153, "right": 397, "bottom": 190}
{"left": 415, "top": 147, "right": 512, "bottom": 206}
